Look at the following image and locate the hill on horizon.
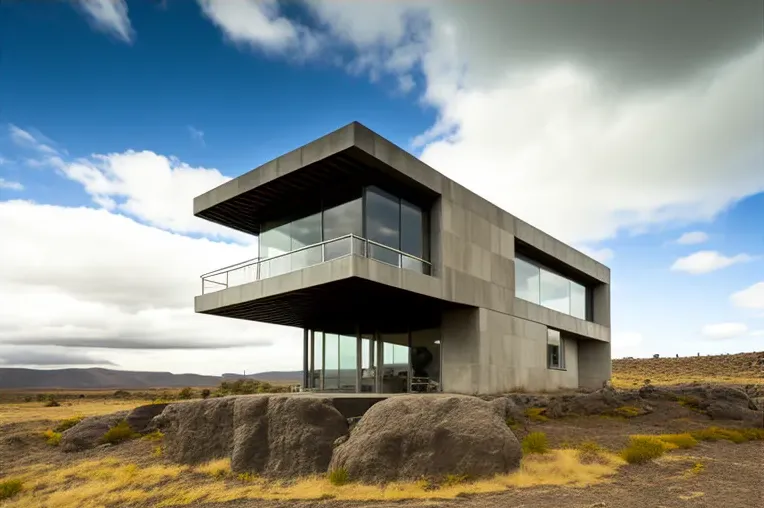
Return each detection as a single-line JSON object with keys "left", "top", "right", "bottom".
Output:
{"left": 0, "top": 367, "right": 300, "bottom": 390}
{"left": 2, "top": 352, "right": 762, "bottom": 390}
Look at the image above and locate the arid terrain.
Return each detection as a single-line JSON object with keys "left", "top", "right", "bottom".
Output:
{"left": 1, "top": 353, "right": 762, "bottom": 508}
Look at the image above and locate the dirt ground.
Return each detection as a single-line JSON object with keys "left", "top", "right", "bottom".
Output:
{"left": 2, "top": 395, "right": 762, "bottom": 508}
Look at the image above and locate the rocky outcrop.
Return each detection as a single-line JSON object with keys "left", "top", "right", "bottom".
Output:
{"left": 152, "top": 398, "right": 236, "bottom": 464}
{"left": 230, "top": 396, "right": 347, "bottom": 477}
{"left": 329, "top": 395, "right": 522, "bottom": 484}
{"left": 152, "top": 395, "right": 348, "bottom": 477}
{"left": 543, "top": 387, "right": 653, "bottom": 418}
{"left": 126, "top": 403, "right": 168, "bottom": 433}
{"left": 60, "top": 411, "right": 128, "bottom": 452}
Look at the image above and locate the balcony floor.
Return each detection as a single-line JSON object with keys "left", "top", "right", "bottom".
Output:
{"left": 196, "top": 276, "right": 465, "bottom": 335}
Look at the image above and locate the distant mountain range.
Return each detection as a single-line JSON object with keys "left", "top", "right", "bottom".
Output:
{"left": 0, "top": 368, "right": 302, "bottom": 390}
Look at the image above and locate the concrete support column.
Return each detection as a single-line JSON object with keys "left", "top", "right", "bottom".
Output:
{"left": 302, "top": 328, "right": 309, "bottom": 389}
{"left": 355, "top": 325, "right": 362, "bottom": 393}
{"left": 320, "top": 331, "right": 326, "bottom": 391}
{"left": 309, "top": 330, "right": 315, "bottom": 389}
{"left": 406, "top": 326, "right": 413, "bottom": 393}
{"left": 375, "top": 330, "right": 384, "bottom": 394}
{"left": 578, "top": 340, "right": 611, "bottom": 390}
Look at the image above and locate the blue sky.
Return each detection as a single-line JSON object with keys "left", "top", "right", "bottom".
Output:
{"left": 0, "top": 0, "right": 762, "bottom": 374}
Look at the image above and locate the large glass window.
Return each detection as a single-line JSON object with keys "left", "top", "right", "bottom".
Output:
{"left": 323, "top": 333, "right": 339, "bottom": 390}
{"left": 259, "top": 221, "right": 291, "bottom": 278}
{"left": 401, "top": 200, "right": 425, "bottom": 273}
{"left": 339, "top": 335, "right": 357, "bottom": 390}
{"left": 291, "top": 212, "right": 322, "bottom": 270}
{"left": 323, "top": 198, "right": 362, "bottom": 261}
{"left": 570, "top": 282, "right": 587, "bottom": 320}
{"left": 365, "top": 187, "right": 401, "bottom": 266}
{"left": 540, "top": 270, "right": 570, "bottom": 314}
{"left": 515, "top": 258, "right": 541, "bottom": 304}
{"left": 515, "top": 256, "right": 590, "bottom": 321}
{"left": 547, "top": 329, "right": 564, "bottom": 369}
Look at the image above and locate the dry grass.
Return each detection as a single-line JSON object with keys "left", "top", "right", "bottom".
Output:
{"left": 521, "top": 432, "right": 549, "bottom": 454}
{"left": 524, "top": 407, "right": 548, "bottom": 422}
{"left": 0, "top": 400, "right": 142, "bottom": 425}
{"left": 611, "top": 351, "right": 764, "bottom": 388}
{"left": 620, "top": 436, "right": 678, "bottom": 464}
{"left": 1, "top": 448, "right": 624, "bottom": 506}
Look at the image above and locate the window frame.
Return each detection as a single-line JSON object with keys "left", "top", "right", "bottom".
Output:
{"left": 547, "top": 328, "right": 565, "bottom": 370}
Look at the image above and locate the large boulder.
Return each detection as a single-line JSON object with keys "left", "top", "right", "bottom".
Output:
{"left": 152, "top": 398, "right": 236, "bottom": 464}
{"left": 153, "top": 395, "right": 348, "bottom": 478}
{"left": 706, "top": 402, "right": 764, "bottom": 428}
{"left": 126, "top": 403, "right": 168, "bottom": 434}
{"left": 329, "top": 394, "right": 522, "bottom": 484}
{"left": 230, "top": 396, "right": 347, "bottom": 477}
{"left": 61, "top": 411, "right": 128, "bottom": 452}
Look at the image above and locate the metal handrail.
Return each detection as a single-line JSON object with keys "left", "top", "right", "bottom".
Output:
{"left": 200, "top": 233, "right": 431, "bottom": 293}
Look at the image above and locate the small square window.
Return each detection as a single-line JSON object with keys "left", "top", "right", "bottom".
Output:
{"left": 547, "top": 329, "right": 564, "bottom": 369}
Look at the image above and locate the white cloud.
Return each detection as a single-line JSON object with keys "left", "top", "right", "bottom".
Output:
{"left": 731, "top": 282, "right": 764, "bottom": 311}
{"left": 576, "top": 246, "right": 614, "bottom": 264}
{"left": 750, "top": 330, "right": 764, "bottom": 337}
{"left": 188, "top": 126, "right": 205, "bottom": 146}
{"left": 670, "top": 250, "right": 754, "bottom": 274}
{"left": 75, "top": 0, "right": 134, "bottom": 43}
{"left": 8, "top": 125, "right": 57, "bottom": 154}
{"left": 612, "top": 331, "right": 644, "bottom": 358}
{"left": 701, "top": 322, "right": 749, "bottom": 340}
{"left": 0, "top": 347, "right": 115, "bottom": 367}
{"left": 676, "top": 231, "right": 709, "bottom": 245}
{"left": 197, "top": 0, "right": 320, "bottom": 56}
{"left": 0, "top": 200, "right": 300, "bottom": 373}
{"left": 0, "top": 178, "right": 23, "bottom": 191}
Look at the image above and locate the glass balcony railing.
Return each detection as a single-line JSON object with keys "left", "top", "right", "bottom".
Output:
{"left": 200, "top": 234, "right": 432, "bottom": 295}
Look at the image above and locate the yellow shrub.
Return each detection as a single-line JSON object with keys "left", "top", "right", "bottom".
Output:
{"left": 327, "top": 467, "right": 349, "bottom": 486}
{"left": 657, "top": 433, "right": 698, "bottom": 449}
{"left": 522, "top": 432, "right": 549, "bottom": 455}
{"left": 43, "top": 429, "right": 62, "bottom": 446}
{"left": 196, "top": 458, "right": 231, "bottom": 479}
{"left": 524, "top": 407, "right": 548, "bottom": 422}
{"left": 100, "top": 420, "right": 139, "bottom": 445}
{"left": 612, "top": 406, "right": 641, "bottom": 418}
{"left": 691, "top": 426, "right": 750, "bottom": 443}
{"left": 620, "top": 436, "right": 676, "bottom": 464}
{"left": 0, "top": 479, "right": 23, "bottom": 501}
{"left": 141, "top": 430, "right": 164, "bottom": 441}
{"left": 54, "top": 415, "right": 85, "bottom": 432}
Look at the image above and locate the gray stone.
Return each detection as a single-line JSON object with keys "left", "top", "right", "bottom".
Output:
{"left": 126, "top": 403, "right": 168, "bottom": 434}
{"left": 329, "top": 394, "right": 522, "bottom": 484}
{"left": 61, "top": 411, "right": 128, "bottom": 452}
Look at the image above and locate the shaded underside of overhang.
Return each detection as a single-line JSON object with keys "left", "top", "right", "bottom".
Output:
{"left": 197, "top": 277, "right": 467, "bottom": 335}
{"left": 195, "top": 146, "right": 440, "bottom": 237}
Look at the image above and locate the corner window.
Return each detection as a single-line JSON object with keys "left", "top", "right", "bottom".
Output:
{"left": 547, "top": 329, "right": 564, "bottom": 369}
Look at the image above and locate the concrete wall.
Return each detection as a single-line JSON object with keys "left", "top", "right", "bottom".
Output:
{"left": 440, "top": 307, "right": 579, "bottom": 394}
{"left": 578, "top": 339, "right": 612, "bottom": 390}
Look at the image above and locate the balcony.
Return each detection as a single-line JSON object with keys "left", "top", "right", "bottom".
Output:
{"left": 200, "top": 234, "right": 432, "bottom": 295}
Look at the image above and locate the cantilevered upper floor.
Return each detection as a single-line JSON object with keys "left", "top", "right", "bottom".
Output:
{"left": 193, "top": 122, "right": 611, "bottom": 342}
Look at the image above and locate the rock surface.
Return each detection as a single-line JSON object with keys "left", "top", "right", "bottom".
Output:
{"left": 61, "top": 411, "right": 128, "bottom": 452}
{"left": 230, "top": 396, "right": 347, "bottom": 477}
{"left": 152, "top": 395, "right": 348, "bottom": 477}
{"left": 126, "top": 403, "right": 168, "bottom": 433}
{"left": 329, "top": 394, "right": 522, "bottom": 484}
{"left": 544, "top": 386, "right": 652, "bottom": 418}
{"left": 152, "top": 398, "right": 236, "bottom": 464}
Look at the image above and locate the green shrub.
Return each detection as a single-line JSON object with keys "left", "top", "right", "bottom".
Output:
{"left": 0, "top": 479, "right": 23, "bottom": 501}
{"left": 521, "top": 432, "right": 549, "bottom": 454}
{"left": 178, "top": 387, "right": 194, "bottom": 400}
{"left": 141, "top": 430, "right": 164, "bottom": 441}
{"left": 620, "top": 436, "right": 675, "bottom": 464}
{"left": 524, "top": 407, "right": 549, "bottom": 422}
{"left": 113, "top": 390, "right": 131, "bottom": 399}
{"left": 201, "top": 388, "right": 211, "bottom": 399}
{"left": 327, "top": 467, "right": 349, "bottom": 486}
{"left": 43, "top": 429, "right": 62, "bottom": 446}
{"left": 505, "top": 417, "right": 521, "bottom": 430}
{"left": 100, "top": 420, "right": 139, "bottom": 445}
{"left": 54, "top": 415, "right": 84, "bottom": 433}
{"left": 657, "top": 433, "right": 698, "bottom": 449}
{"left": 677, "top": 395, "right": 702, "bottom": 410}
{"left": 442, "top": 474, "right": 469, "bottom": 486}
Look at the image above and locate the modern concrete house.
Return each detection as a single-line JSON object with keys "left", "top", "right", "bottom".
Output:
{"left": 194, "top": 122, "right": 611, "bottom": 395}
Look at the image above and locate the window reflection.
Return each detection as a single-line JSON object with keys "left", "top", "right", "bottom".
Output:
{"left": 323, "top": 198, "right": 362, "bottom": 261}
{"left": 323, "top": 333, "right": 339, "bottom": 390}
{"left": 515, "top": 258, "right": 540, "bottom": 304}
{"left": 366, "top": 187, "right": 401, "bottom": 266}
{"left": 570, "top": 282, "right": 587, "bottom": 320}
{"left": 515, "top": 256, "right": 589, "bottom": 321}
{"left": 540, "top": 270, "right": 570, "bottom": 314}
{"left": 291, "top": 212, "right": 322, "bottom": 270}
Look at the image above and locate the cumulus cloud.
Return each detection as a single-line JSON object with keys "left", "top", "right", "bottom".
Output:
{"left": 701, "top": 322, "right": 750, "bottom": 340}
{"left": 676, "top": 231, "right": 709, "bottom": 245}
{"left": 670, "top": 251, "right": 754, "bottom": 275}
{"left": 0, "top": 200, "right": 299, "bottom": 370}
{"left": 612, "top": 331, "right": 644, "bottom": 358}
{"left": 730, "top": 282, "right": 764, "bottom": 311}
{"left": 198, "top": 1, "right": 764, "bottom": 245}
{"left": 74, "top": 0, "right": 134, "bottom": 43}
{"left": 0, "top": 347, "right": 116, "bottom": 366}
{"left": 0, "top": 178, "right": 23, "bottom": 191}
